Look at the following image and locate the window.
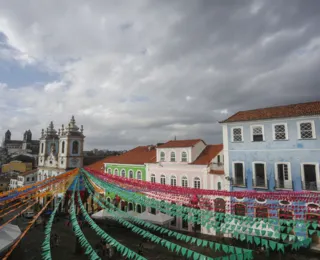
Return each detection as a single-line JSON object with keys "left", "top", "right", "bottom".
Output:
{"left": 233, "top": 162, "right": 245, "bottom": 186}
{"left": 170, "top": 152, "right": 176, "bottom": 162}
{"left": 194, "top": 177, "right": 201, "bottom": 189}
{"left": 253, "top": 162, "right": 267, "bottom": 188}
{"left": 107, "top": 168, "right": 112, "bottom": 174}
{"left": 136, "top": 204, "right": 142, "bottom": 213}
{"left": 136, "top": 171, "right": 142, "bottom": 180}
{"left": 273, "top": 124, "right": 287, "bottom": 140}
{"left": 234, "top": 204, "right": 246, "bottom": 216}
{"left": 255, "top": 207, "right": 268, "bottom": 218}
{"left": 170, "top": 176, "right": 177, "bottom": 186}
{"left": 217, "top": 182, "right": 222, "bottom": 190}
{"left": 129, "top": 170, "right": 134, "bottom": 179}
{"left": 26, "top": 177, "right": 30, "bottom": 182}
{"left": 31, "top": 177, "right": 34, "bottom": 181}
{"left": 114, "top": 169, "right": 118, "bottom": 176}
{"left": 72, "top": 141, "right": 79, "bottom": 154}
{"left": 181, "top": 176, "right": 188, "bottom": 187}
{"left": 41, "top": 143, "right": 44, "bottom": 154}
{"left": 181, "top": 152, "right": 187, "bottom": 162}
{"left": 61, "top": 141, "right": 65, "bottom": 153}
{"left": 160, "top": 175, "right": 166, "bottom": 185}
{"left": 232, "top": 127, "right": 243, "bottom": 142}
{"left": 121, "top": 169, "right": 126, "bottom": 178}
{"left": 275, "top": 163, "right": 292, "bottom": 189}
{"left": 150, "top": 174, "right": 156, "bottom": 183}
{"left": 160, "top": 151, "right": 165, "bottom": 161}
{"left": 251, "top": 125, "right": 264, "bottom": 142}
{"left": 299, "top": 121, "right": 315, "bottom": 139}
{"left": 302, "top": 164, "right": 318, "bottom": 190}
{"left": 217, "top": 155, "right": 221, "bottom": 164}
{"left": 150, "top": 207, "right": 156, "bottom": 215}
{"left": 128, "top": 203, "right": 133, "bottom": 211}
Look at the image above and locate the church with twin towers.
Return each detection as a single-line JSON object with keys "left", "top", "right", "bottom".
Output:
{"left": 37, "top": 116, "right": 85, "bottom": 181}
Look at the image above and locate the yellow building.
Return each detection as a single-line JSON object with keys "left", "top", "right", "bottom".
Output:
{"left": 1, "top": 160, "right": 33, "bottom": 174}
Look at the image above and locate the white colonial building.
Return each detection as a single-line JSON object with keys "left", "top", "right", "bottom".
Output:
{"left": 145, "top": 139, "right": 227, "bottom": 236}
{"left": 37, "top": 116, "right": 85, "bottom": 181}
{"left": 9, "top": 169, "right": 38, "bottom": 190}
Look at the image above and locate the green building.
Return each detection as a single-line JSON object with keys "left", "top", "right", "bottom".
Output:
{"left": 90, "top": 145, "right": 156, "bottom": 212}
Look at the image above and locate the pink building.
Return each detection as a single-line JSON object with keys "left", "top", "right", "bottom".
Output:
{"left": 145, "top": 139, "right": 227, "bottom": 235}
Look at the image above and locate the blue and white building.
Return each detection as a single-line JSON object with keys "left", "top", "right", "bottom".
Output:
{"left": 220, "top": 101, "right": 320, "bottom": 246}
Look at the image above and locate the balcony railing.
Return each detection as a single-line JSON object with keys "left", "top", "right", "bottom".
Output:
{"left": 302, "top": 181, "right": 320, "bottom": 191}
{"left": 232, "top": 178, "right": 247, "bottom": 187}
{"left": 252, "top": 178, "right": 269, "bottom": 189}
{"left": 275, "top": 180, "right": 293, "bottom": 190}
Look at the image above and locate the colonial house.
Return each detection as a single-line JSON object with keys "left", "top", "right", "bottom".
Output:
{"left": 145, "top": 139, "right": 225, "bottom": 236}
{"left": 89, "top": 145, "right": 156, "bottom": 212}
{"left": 9, "top": 169, "right": 38, "bottom": 190}
{"left": 220, "top": 100, "right": 320, "bottom": 246}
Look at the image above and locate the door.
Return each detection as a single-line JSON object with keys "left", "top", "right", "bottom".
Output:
{"left": 304, "top": 165, "right": 317, "bottom": 190}
{"left": 277, "top": 164, "right": 290, "bottom": 189}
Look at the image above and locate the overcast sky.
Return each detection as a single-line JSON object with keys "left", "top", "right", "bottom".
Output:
{"left": 0, "top": 0, "right": 320, "bottom": 150}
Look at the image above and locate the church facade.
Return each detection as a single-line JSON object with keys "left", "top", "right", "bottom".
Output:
{"left": 37, "top": 116, "right": 85, "bottom": 181}
{"left": 2, "top": 129, "right": 40, "bottom": 156}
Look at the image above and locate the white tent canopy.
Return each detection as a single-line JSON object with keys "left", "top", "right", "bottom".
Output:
{"left": 138, "top": 211, "right": 174, "bottom": 225}
{"left": 91, "top": 209, "right": 135, "bottom": 220}
{"left": 0, "top": 224, "right": 21, "bottom": 253}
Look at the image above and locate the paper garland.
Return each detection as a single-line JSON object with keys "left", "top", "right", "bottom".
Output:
{"left": 83, "top": 177, "right": 251, "bottom": 260}
{"left": 75, "top": 182, "right": 146, "bottom": 260}
{"left": 84, "top": 171, "right": 312, "bottom": 252}
{"left": 2, "top": 196, "right": 55, "bottom": 260}
{"left": 41, "top": 195, "right": 64, "bottom": 260}
{"left": 69, "top": 177, "right": 101, "bottom": 260}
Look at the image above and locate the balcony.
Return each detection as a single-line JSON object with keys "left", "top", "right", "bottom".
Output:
{"left": 252, "top": 178, "right": 269, "bottom": 189}
{"left": 275, "top": 180, "right": 293, "bottom": 190}
{"left": 302, "top": 181, "right": 320, "bottom": 191}
{"left": 231, "top": 177, "right": 247, "bottom": 187}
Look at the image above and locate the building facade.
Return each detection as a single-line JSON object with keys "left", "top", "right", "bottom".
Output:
{"left": 221, "top": 101, "right": 320, "bottom": 245}
{"left": 2, "top": 129, "right": 40, "bottom": 156}
{"left": 9, "top": 169, "right": 38, "bottom": 190}
{"left": 37, "top": 116, "right": 85, "bottom": 181}
{"left": 145, "top": 139, "right": 226, "bottom": 236}
{"left": 1, "top": 160, "right": 33, "bottom": 174}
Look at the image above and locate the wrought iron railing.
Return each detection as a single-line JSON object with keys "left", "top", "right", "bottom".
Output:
{"left": 252, "top": 178, "right": 268, "bottom": 189}
{"left": 301, "top": 181, "right": 320, "bottom": 191}
{"left": 275, "top": 180, "right": 293, "bottom": 190}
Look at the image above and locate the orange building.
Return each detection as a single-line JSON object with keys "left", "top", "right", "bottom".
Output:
{"left": 1, "top": 160, "right": 33, "bottom": 174}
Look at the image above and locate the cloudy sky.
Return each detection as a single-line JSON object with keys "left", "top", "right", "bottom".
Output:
{"left": 0, "top": 0, "right": 320, "bottom": 150}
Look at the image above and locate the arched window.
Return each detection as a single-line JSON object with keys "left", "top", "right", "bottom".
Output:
{"left": 114, "top": 169, "right": 118, "bottom": 175}
{"left": 214, "top": 198, "right": 226, "bottom": 213}
{"left": 128, "top": 203, "right": 133, "bottom": 211}
{"left": 217, "top": 182, "right": 222, "bottom": 190}
{"left": 194, "top": 177, "right": 201, "bottom": 189}
{"left": 234, "top": 204, "right": 246, "bottom": 216}
{"left": 107, "top": 198, "right": 111, "bottom": 203}
{"left": 121, "top": 169, "right": 126, "bottom": 178}
{"left": 150, "top": 174, "right": 156, "bottom": 183}
{"left": 107, "top": 168, "right": 112, "bottom": 174}
{"left": 160, "top": 175, "right": 166, "bottom": 185}
{"left": 61, "top": 141, "right": 65, "bottom": 153}
{"left": 72, "top": 141, "right": 79, "bottom": 154}
{"left": 136, "top": 204, "right": 142, "bottom": 213}
{"left": 136, "top": 171, "right": 142, "bottom": 180}
{"left": 41, "top": 143, "right": 44, "bottom": 154}
{"left": 160, "top": 152, "right": 165, "bottom": 161}
{"left": 170, "top": 176, "right": 177, "bottom": 186}
{"left": 255, "top": 207, "right": 268, "bottom": 218}
{"left": 181, "top": 151, "right": 187, "bottom": 162}
{"left": 170, "top": 152, "right": 176, "bottom": 162}
{"left": 181, "top": 176, "right": 188, "bottom": 187}
{"left": 129, "top": 170, "right": 134, "bottom": 178}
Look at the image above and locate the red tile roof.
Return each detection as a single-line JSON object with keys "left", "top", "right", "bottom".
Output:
{"left": 190, "top": 144, "right": 223, "bottom": 165}
{"left": 220, "top": 101, "right": 320, "bottom": 123}
{"left": 88, "top": 146, "right": 156, "bottom": 170}
{"left": 157, "top": 139, "right": 204, "bottom": 148}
